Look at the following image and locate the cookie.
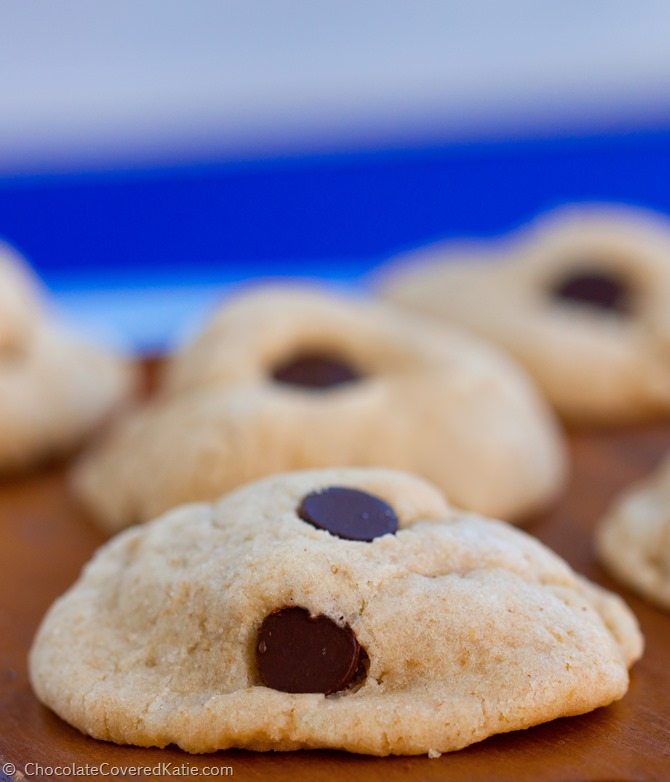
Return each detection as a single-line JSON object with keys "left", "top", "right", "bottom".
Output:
{"left": 30, "top": 468, "right": 643, "bottom": 756}
{"left": 0, "top": 241, "right": 135, "bottom": 470}
{"left": 596, "top": 456, "right": 670, "bottom": 609}
{"left": 72, "top": 285, "right": 566, "bottom": 532}
{"left": 379, "top": 204, "right": 670, "bottom": 424}
{"left": 0, "top": 241, "right": 41, "bottom": 351}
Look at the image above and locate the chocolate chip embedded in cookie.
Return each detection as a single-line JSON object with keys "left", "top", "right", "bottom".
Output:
{"left": 272, "top": 353, "right": 361, "bottom": 389}
{"left": 379, "top": 204, "right": 670, "bottom": 424}
{"left": 29, "top": 468, "right": 643, "bottom": 756}
{"left": 256, "top": 607, "right": 362, "bottom": 693}
{"left": 551, "top": 268, "right": 631, "bottom": 314}
{"left": 72, "top": 285, "right": 565, "bottom": 533}
{"left": 298, "top": 486, "right": 398, "bottom": 541}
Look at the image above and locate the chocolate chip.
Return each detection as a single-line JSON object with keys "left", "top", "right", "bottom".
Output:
{"left": 552, "top": 269, "right": 630, "bottom": 313}
{"left": 298, "top": 486, "right": 398, "bottom": 541}
{"left": 271, "top": 353, "right": 360, "bottom": 389}
{"left": 256, "top": 607, "right": 362, "bottom": 694}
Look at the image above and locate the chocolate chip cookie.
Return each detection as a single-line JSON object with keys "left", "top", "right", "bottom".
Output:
{"left": 30, "top": 468, "right": 642, "bottom": 755}
{"left": 379, "top": 204, "right": 670, "bottom": 424}
{"left": 72, "top": 285, "right": 566, "bottom": 532}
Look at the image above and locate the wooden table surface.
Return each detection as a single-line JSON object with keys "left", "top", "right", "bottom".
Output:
{"left": 1, "top": 415, "right": 670, "bottom": 781}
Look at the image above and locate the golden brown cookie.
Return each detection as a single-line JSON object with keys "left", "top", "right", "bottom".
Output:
{"left": 31, "top": 468, "right": 642, "bottom": 756}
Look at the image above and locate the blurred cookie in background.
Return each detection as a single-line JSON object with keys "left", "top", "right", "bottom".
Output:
{"left": 379, "top": 204, "right": 670, "bottom": 425}
{"left": 72, "top": 285, "right": 566, "bottom": 533}
{"left": 597, "top": 455, "right": 670, "bottom": 610}
{"left": 0, "top": 240, "right": 136, "bottom": 472}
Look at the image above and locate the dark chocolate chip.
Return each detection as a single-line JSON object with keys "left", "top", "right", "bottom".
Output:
{"left": 298, "top": 486, "right": 398, "bottom": 541}
{"left": 552, "top": 269, "right": 630, "bottom": 313}
{"left": 271, "top": 353, "right": 360, "bottom": 389}
{"left": 256, "top": 607, "right": 361, "bottom": 694}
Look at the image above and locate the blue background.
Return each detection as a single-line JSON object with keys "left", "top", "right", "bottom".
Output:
{"left": 1, "top": 125, "right": 668, "bottom": 291}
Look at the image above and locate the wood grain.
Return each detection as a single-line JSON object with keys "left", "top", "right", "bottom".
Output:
{"left": 1, "top": 396, "right": 669, "bottom": 781}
